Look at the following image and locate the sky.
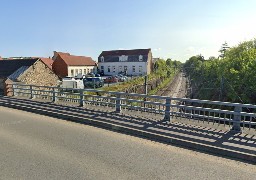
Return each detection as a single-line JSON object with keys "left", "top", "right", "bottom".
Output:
{"left": 0, "top": 0, "right": 256, "bottom": 62}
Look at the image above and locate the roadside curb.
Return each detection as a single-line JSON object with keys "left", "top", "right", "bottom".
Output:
{"left": 1, "top": 101, "right": 255, "bottom": 164}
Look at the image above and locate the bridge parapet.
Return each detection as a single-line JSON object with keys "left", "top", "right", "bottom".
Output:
{"left": 8, "top": 83, "right": 256, "bottom": 133}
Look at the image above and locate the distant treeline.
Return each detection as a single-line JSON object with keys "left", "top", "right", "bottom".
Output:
{"left": 184, "top": 38, "right": 256, "bottom": 104}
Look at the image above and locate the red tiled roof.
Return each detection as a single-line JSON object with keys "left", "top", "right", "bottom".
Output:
{"left": 40, "top": 58, "right": 54, "bottom": 69}
{"left": 56, "top": 52, "right": 70, "bottom": 56}
{"left": 56, "top": 52, "right": 96, "bottom": 66}
{"left": 99, "top": 48, "right": 151, "bottom": 57}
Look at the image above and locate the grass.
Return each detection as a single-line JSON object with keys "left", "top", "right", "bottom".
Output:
{"left": 100, "top": 76, "right": 145, "bottom": 92}
{"left": 148, "top": 75, "right": 175, "bottom": 95}
{"left": 97, "top": 71, "right": 177, "bottom": 96}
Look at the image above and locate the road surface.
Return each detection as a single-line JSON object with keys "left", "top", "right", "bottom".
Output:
{"left": 0, "top": 106, "right": 255, "bottom": 180}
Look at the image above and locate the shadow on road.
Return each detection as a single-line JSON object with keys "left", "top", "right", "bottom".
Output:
{"left": 0, "top": 96, "right": 255, "bottom": 164}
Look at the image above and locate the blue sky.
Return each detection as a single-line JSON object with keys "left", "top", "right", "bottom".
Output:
{"left": 0, "top": 0, "right": 256, "bottom": 62}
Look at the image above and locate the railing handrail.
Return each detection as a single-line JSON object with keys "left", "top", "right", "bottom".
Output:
{"left": 10, "top": 83, "right": 256, "bottom": 109}
{"left": 9, "top": 83, "right": 256, "bottom": 133}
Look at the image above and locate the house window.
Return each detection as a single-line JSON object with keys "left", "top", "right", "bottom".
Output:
{"left": 108, "top": 66, "right": 110, "bottom": 72}
{"left": 101, "top": 66, "right": 104, "bottom": 70}
{"left": 112, "top": 66, "right": 116, "bottom": 73}
{"left": 75, "top": 69, "right": 78, "bottom": 76}
{"left": 119, "top": 66, "right": 122, "bottom": 73}
{"left": 139, "top": 66, "right": 142, "bottom": 73}
{"left": 87, "top": 69, "right": 89, "bottom": 74}
{"left": 84, "top": 69, "right": 87, "bottom": 75}
{"left": 124, "top": 66, "right": 127, "bottom": 74}
{"left": 101, "top": 56, "right": 104, "bottom": 62}
{"left": 119, "top": 55, "right": 128, "bottom": 62}
{"left": 139, "top": 55, "right": 143, "bottom": 61}
{"left": 71, "top": 69, "right": 74, "bottom": 77}
{"left": 90, "top": 69, "right": 93, "bottom": 73}
{"left": 79, "top": 69, "right": 82, "bottom": 74}
{"left": 132, "top": 66, "right": 135, "bottom": 73}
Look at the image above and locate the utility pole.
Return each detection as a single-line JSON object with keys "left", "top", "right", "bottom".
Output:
{"left": 93, "top": 79, "right": 96, "bottom": 89}
{"left": 144, "top": 75, "right": 148, "bottom": 95}
{"left": 219, "top": 76, "right": 224, "bottom": 101}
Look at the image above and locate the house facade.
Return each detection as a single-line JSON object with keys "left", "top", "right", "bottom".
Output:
{"left": 0, "top": 58, "right": 59, "bottom": 96}
{"left": 98, "top": 49, "right": 152, "bottom": 76}
{"left": 52, "top": 51, "right": 97, "bottom": 78}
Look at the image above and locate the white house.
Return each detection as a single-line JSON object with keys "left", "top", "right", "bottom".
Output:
{"left": 98, "top": 49, "right": 152, "bottom": 76}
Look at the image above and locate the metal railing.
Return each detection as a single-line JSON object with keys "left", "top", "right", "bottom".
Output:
{"left": 9, "top": 83, "right": 256, "bottom": 133}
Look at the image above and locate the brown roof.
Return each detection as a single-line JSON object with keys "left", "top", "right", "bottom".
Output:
{"left": 56, "top": 52, "right": 96, "bottom": 66}
{"left": 99, "top": 48, "right": 151, "bottom": 57}
{"left": 40, "top": 58, "right": 54, "bottom": 69}
{"left": 56, "top": 52, "right": 70, "bottom": 56}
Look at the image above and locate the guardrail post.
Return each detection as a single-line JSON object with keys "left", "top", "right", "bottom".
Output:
{"left": 116, "top": 94, "right": 121, "bottom": 113}
{"left": 52, "top": 87, "right": 57, "bottom": 103}
{"left": 231, "top": 105, "right": 242, "bottom": 133}
{"left": 29, "top": 85, "right": 33, "bottom": 99}
{"left": 164, "top": 97, "right": 171, "bottom": 121}
{"left": 79, "top": 89, "right": 84, "bottom": 107}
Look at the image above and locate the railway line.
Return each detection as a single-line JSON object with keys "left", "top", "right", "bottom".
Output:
{"left": 156, "top": 72, "right": 187, "bottom": 99}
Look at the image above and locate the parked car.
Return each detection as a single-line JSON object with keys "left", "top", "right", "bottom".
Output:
{"left": 104, "top": 76, "right": 118, "bottom": 83}
{"left": 83, "top": 77, "right": 104, "bottom": 88}
{"left": 87, "top": 73, "right": 95, "bottom": 77}
{"left": 115, "top": 74, "right": 128, "bottom": 82}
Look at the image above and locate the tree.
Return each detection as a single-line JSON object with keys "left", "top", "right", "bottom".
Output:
{"left": 184, "top": 39, "right": 256, "bottom": 103}
{"left": 219, "top": 41, "right": 230, "bottom": 59}
{"left": 208, "top": 56, "right": 217, "bottom": 61}
{"left": 166, "top": 58, "right": 172, "bottom": 67}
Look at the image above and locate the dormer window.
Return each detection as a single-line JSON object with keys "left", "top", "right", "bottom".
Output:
{"left": 139, "top": 55, "right": 143, "bottom": 61}
{"left": 119, "top": 55, "right": 128, "bottom": 62}
{"left": 101, "top": 56, "right": 104, "bottom": 62}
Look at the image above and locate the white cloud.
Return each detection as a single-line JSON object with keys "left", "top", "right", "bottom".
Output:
{"left": 181, "top": 46, "right": 216, "bottom": 61}
{"left": 186, "top": 46, "right": 195, "bottom": 53}
{"left": 153, "top": 48, "right": 162, "bottom": 51}
{"left": 210, "top": 19, "right": 256, "bottom": 48}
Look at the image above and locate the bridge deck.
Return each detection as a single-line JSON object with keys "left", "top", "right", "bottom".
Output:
{"left": 0, "top": 96, "right": 255, "bottom": 163}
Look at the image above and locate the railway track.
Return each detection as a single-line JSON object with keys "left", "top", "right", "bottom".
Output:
{"left": 156, "top": 72, "right": 187, "bottom": 98}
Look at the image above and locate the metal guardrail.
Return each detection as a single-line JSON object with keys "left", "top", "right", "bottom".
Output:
{"left": 9, "top": 83, "right": 256, "bottom": 133}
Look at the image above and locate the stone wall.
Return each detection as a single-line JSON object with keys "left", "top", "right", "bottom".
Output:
{"left": 18, "top": 60, "right": 59, "bottom": 87}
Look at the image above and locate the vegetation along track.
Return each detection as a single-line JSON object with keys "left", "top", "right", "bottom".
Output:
{"left": 156, "top": 72, "right": 187, "bottom": 99}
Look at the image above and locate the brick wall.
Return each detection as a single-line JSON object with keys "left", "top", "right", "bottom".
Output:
{"left": 52, "top": 56, "right": 68, "bottom": 78}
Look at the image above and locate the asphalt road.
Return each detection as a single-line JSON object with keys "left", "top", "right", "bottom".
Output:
{"left": 0, "top": 106, "right": 255, "bottom": 180}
